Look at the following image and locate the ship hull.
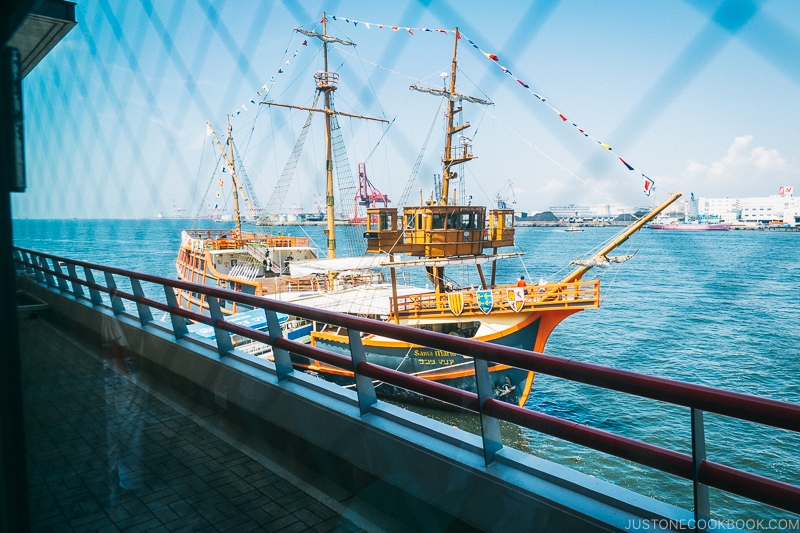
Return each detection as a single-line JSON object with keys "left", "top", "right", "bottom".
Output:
{"left": 304, "top": 315, "right": 544, "bottom": 407}
{"left": 174, "top": 230, "right": 590, "bottom": 408}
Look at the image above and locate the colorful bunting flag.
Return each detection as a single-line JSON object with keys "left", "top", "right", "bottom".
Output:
{"left": 326, "top": 16, "right": 657, "bottom": 193}
{"left": 643, "top": 175, "right": 655, "bottom": 196}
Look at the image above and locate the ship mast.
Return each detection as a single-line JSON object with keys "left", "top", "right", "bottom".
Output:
{"left": 208, "top": 117, "right": 262, "bottom": 235}
{"left": 410, "top": 28, "right": 492, "bottom": 206}
{"left": 441, "top": 28, "right": 461, "bottom": 205}
{"left": 320, "top": 13, "right": 336, "bottom": 257}
{"left": 263, "top": 13, "right": 387, "bottom": 258}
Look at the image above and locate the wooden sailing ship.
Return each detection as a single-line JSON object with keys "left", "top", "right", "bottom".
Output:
{"left": 175, "top": 16, "right": 681, "bottom": 407}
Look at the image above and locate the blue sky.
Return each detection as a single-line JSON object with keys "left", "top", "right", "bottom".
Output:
{"left": 13, "top": 0, "right": 800, "bottom": 218}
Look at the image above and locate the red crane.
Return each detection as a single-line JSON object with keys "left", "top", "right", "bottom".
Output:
{"left": 351, "top": 162, "right": 390, "bottom": 223}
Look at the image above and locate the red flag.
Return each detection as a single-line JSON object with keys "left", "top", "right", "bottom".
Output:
{"left": 643, "top": 175, "right": 654, "bottom": 196}
{"left": 619, "top": 157, "right": 634, "bottom": 171}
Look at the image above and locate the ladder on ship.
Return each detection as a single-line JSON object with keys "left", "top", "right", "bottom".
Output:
{"left": 243, "top": 244, "right": 282, "bottom": 275}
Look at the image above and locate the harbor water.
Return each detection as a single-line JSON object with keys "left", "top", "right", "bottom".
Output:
{"left": 13, "top": 218, "right": 800, "bottom": 529}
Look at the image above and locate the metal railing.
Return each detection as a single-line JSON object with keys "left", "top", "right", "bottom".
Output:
{"left": 12, "top": 246, "right": 800, "bottom": 522}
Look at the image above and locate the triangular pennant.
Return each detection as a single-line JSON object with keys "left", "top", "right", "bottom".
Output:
{"left": 620, "top": 157, "right": 634, "bottom": 171}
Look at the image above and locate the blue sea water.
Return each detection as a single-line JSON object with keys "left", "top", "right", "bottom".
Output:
{"left": 12, "top": 219, "right": 800, "bottom": 529}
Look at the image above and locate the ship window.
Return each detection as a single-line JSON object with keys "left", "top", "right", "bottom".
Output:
{"left": 379, "top": 213, "right": 390, "bottom": 230}
{"left": 432, "top": 214, "right": 445, "bottom": 229}
{"left": 368, "top": 213, "right": 379, "bottom": 230}
{"left": 460, "top": 213, "right": 472, "bottom": 229}
{"left": 447, "top": 213, "right": 459, "bottom": 229}
{"left": 505, "top": 213, "right": 514, "bottom": 227}
{"left": 406, "top": 214, "right": 415, "bottom": 229}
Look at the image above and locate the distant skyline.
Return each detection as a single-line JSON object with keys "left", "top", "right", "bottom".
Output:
{"left": 12, "top": 0, "right": 800, "bottom": 219}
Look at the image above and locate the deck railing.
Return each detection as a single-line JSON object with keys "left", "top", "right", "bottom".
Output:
{"left": 12, "top": 246, "right": 800, "bottom": 522}
{"left": 394, "top": 279, "right": 600, "bottom": 318}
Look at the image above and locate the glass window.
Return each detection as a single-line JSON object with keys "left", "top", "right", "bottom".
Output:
{"left": 432, "top": 214, "right": 445, "bottom": 229}
{"left": 447, "top": 213, "right": 459, "bottom": 229}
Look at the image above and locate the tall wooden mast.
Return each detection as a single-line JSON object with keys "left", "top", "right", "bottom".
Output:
{"left": 440, "top": 28, "right": 460, "bottom": 205}
{"left": 320, "top": 13, "right": 336, "bottom": 257}
{"left": 228, "top": 119, "right": 241, "bottom": 235}
{"left": 410, "top": 28, "right": 492, "bottom": 206}
{"left": 207, "top": 117, "right": 261, "bottom": 234}
{"left": 263, "top": 13, "right": 387, "bottom": 258}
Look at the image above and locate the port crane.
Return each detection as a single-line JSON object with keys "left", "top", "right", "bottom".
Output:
{"left": 352, "top": 162, "right": 390, "bottom": 223}
{"left": 494, "top": 180, "right": 516, "bottom": 209}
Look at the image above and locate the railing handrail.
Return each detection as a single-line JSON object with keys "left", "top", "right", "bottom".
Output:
{"left": 393, "top": 280, "right": 600, "bottom": 316}
{"left": 12, "top": 246, "right": 800, "bottom": 517}
{"left": 13, "top": 245, "right": 800, "bottom": 430}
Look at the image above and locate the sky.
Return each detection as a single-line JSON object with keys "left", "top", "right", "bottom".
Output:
{"left": 12, "top": 0, "right": 800, "bottom": 219}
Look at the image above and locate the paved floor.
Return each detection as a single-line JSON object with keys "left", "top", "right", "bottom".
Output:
{"left": 18, "top": 314, "right": 398, "bottom": 532}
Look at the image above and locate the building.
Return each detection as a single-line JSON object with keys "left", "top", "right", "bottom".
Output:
{"left": 547, "top": 203, "right": 652, "bottom": 223}
{"left": 697, "top": 187, "right": 798, "bottom": 225}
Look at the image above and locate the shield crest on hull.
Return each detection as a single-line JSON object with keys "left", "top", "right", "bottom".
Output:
{"left": 476, "top": 290, "right": 493, "bottom": 314}
{"left": 507, "top": 288, "right": 525, "bottom": 312}
{"left": 447, "top": 292, "right": 464, "bottom": 316}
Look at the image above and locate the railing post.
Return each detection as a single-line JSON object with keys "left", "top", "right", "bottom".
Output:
{"left": 348, "top": 329, "right": 377, "bottom": 415}
{"left": 83, "top": 268, "right": 103, "bottom": 306}
{"left": 130, "top": 277, "right": 153, "bottom": 326}
{"left": 40, "top": 256, "right": 55, "bottom": 287}
{"left": 207, "top": 296, "right": 233, "bottom": 357}
{"left": 264, "top": 308, "right": 293, "bottom": 381}
{"left": 66, "top": 263, "right": 85, "bottom": 299}
{"left": 691, "top": 407, "right": 711, "bottom": 527}
{"left": 12, "top": 250, "right": 24, "bottom": 273}
{"left": 30, "top": 253, "right": 43, "bottom": 282}
{"left": 163, "top": 286, "right": 188, "bottom": 340}
{"left": 103, "top": 272, "right": 126, "bottom": 315}
{"left": 52, "top": 260, "right": 70, "bottom": 293}
{"left": 474, "top": 357, "right": 503, "bottom": 465}
{"left": 20, "top": 251, "right": 34, "bottom": 274}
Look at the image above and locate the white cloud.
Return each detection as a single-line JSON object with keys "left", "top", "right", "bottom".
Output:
{"left": 679, "top": 136, "right": 795, "bottom": 197}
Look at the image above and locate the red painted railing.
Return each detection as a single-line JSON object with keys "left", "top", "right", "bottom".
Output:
{"left": 13, "top": 247, "right": 800, "bottom": 520}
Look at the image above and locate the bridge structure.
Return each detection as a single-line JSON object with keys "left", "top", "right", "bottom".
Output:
{"left": 12, "top": 246, "right": 800, "bottom": 531}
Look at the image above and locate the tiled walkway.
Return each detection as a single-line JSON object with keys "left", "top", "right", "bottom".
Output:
{"left": 18, "top": 314, "right": 395, "bottom": 532}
